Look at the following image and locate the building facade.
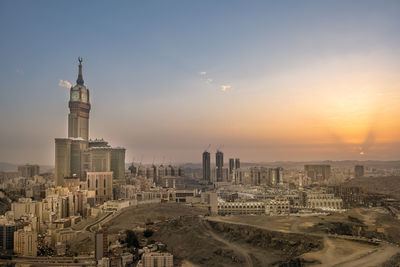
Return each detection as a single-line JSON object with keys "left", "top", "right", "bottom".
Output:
{"left": 84, "top": 172, "right": 113, "bottom": 204}
{"left": 14, "top": 226, "right": 37, "bottom": 257}
{"left": 216, "top": 150, "right": 224, "bottom": 182}
{"left": 202, "top": 151, "right": 211, "bottom": 181}
{"left": 138, "top": 252, "right": 173, "bottom": 267}
{"left": 304, "top": 165, "right": 331, "bottom": 182}
{"left": 218, "top": 202, "right": 265, "bottom": 215}
{"left": 18, "top": 164, "right": 40, "bottom": 178}
{"left": 354, "top": 165, "right": 364, "bottom": 178}
{"left": 306, "top": 193, "right": 343, "bottom": 210}
{"left": 0, "top": 218, "right": 15, "bottom": 254}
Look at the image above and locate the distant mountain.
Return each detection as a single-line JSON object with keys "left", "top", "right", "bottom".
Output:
{"left": 125, "top": 160, "right": 400, "bottom": 170}
{"left": 0, "top": 162, "right": 18, "bottom": 172}
{"left": 0, "top": 162, "right": 54, "bottom": 172}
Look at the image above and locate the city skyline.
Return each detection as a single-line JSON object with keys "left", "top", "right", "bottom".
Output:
{"left": 1, "top": 1, "right": 400, "bottom": 164}
{"left": 1, "top": 2, "right": 400, "bottom": 266}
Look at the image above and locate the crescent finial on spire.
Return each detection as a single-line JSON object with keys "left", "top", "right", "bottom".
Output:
{"left": 76, "top": 57, "right": 84, "bottom": 85}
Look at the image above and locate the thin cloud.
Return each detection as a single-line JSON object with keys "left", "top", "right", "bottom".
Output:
{"left": 221, "top": 85, "right": 231, "bottom": 92}
{"left": 59, "top": 80, "right": 72, "bottom": 89}
{"left": 199, "top": 71, "right": 232, "bottom": 91}
{"left": 199, "top": 71, "right": 213, "bottom": 84}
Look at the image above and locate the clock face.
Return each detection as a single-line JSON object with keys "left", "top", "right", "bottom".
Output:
{"left": 81, "top": 91, "right": 87, "bottom": 102}
{"left": 71, "top": 91, "right": 79, "bottom": 101}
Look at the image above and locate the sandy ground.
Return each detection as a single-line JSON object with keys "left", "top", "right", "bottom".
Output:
{"left": 304, "top": 238, "right": 400, "bottom": 267}
{"left": 209, "top": 209, "right": 400, "bottom": 266}
{"left": 104, "top": 203, "right": 206, "bottom": 233}
{"left": 80, "top": 204, "right": 400, "bottom": 266}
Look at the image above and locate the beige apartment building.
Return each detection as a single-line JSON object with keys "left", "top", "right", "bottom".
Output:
{"left": 14, "top": 226, "right": 37, "bottom": 257}
{"left": 137, "top": 252, "right": 173, "bottom": 267}
{"left": 83, "top": 172, "right": 113, "bottom": 204}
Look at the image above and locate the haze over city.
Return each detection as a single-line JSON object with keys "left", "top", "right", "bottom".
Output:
{"left": 2, "top": 1, "right": 400, "bottom": 267}
{"left": 1, "top": 0, "right": 400, "bottom": 164}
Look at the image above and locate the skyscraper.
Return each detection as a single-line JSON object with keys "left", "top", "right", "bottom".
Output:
{"left": 216, "top": 150, "right": 224, "bottom": 182}
{"left": 68, "top": 57, "right": 90, "bottom": 141}
{"left": 235, "top": 158, "right": 240, "bottom": 169}
{"left": 354, "top": 165, "right": 364, "bottom": 178}
{"left": 202, "top": 151, "right": 210, "bottom": 181}
{"left": 17, "top": 164, "right": 40, "bottom": 178}
{"left": 304, "top": 165, "right": 331, "bottom": 182}
{"left": 0, "top": 219, "right": 15, "bottom": 254}
{"left": 55, "top": 58, "right": 126, "bottom": 187}
{"left": 55, "top": 58, "right": 90, "bottom": 186}
{"left": 229, "top": 158, "right": 235, "bottom": 174}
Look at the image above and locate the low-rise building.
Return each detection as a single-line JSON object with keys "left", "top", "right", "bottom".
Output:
{"left": 218, "top": 202, "right": 265, "bottom": 215}
{"left": 306, "top": 193, "right": 343, "bottom": 210}
{"left": 103, "top": 200, "right": 131, "bottom": 212}
{"left": 265, "top": 196, "right": 290, "bottom": 215}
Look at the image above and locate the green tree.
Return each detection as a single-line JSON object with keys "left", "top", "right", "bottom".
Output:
{"left": 143, "top": 229, "right": 153, "bottom": 238}
{"left": 126, "top": 230, "right": 139, "bottom": 248}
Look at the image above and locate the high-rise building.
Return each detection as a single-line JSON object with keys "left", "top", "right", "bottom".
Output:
{"left": 216, "top": 150, "right": 224, "bottom": 182}
{"left": 55, "top": 59, "right": 126, "bottom": 186}
{"left": 13, "top": 226, "right": 37, "bottom": 257}
{"left": 84, "top": 172, "right": 113, "bottom": 204}
{"left": 0, "top": 218, "right": 15, "bottom": 254}
{"left": 68, "top": 57, "right": 90, "bottom": 141}
{"left": 202, "top": 151, "right": 211, "bottom": 181}
{"left": 272, "top": 167, "right": 283, "bottom": 185}
{"left": 235, "top": 158, "right": 240, "bottom": 169}
{"left": 17, "top": 164, "right": 40, "bottom": 178}
{"left": 304, "top": 165, "right": 331, "bottom": 182}
{"left": 249, "top": 167, "right": 283, "bottom": 186}
{"left": 95, "top": 227, "right": 107, "bottom": 261}
{"left": 354, "top": 165, "right": 364, "bottom": 178}
{"left": 229, "top": 158, "right": 235, "bottom": 174}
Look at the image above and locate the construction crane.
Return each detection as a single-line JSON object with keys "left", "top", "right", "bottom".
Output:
{"left": 138, "top": 155, "right": 143, "bottom": 167}
{"left": 204, "top": 144, "right": 211, "bottom": 152}
{"left": 216, "top": 144, "right": 224, "bottom": 152}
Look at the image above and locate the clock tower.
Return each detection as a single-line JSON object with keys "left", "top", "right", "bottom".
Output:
{"left": 68, "top": 57, "right": 91, "bottom": 140}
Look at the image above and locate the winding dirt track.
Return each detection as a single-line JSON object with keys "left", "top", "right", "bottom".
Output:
{"left": 208, "top": 216, "right": 400, "bottom": 267}
{"left": 200, "top": 219, "right": 253, "bottom": 267}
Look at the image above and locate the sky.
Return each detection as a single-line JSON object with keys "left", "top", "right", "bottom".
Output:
{"left": 0, "top": 0, "right": 400, "bottom": 165}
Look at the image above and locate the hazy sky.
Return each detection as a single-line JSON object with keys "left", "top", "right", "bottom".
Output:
{"left": 1, "top": 0, "right": 400, "bottom": 165}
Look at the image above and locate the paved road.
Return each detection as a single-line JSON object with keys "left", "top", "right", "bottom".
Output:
{"left": 84, "top": 211, "right": 113, "bottom": 232}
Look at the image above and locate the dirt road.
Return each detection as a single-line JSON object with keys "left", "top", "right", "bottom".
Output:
{"left": 200, "top": 219, "right": 253, "bottom": 267}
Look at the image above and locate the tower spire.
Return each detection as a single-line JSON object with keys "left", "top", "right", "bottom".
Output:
{"left": 76, "top": 57, "right": 84, "bottom": 85}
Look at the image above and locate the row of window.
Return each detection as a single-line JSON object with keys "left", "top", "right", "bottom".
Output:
{"left": 219, "top": 205, "right": 264, "bottom": 209}
{"left": 307, "top": 202, "right": 342, "bottom": 207}
{"left": 87, "top": 179, "right": 107, "bottom": 188}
